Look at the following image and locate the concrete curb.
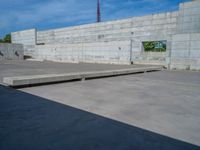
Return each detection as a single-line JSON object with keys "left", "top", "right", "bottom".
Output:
{"left": 3, "top": 66, "right": 162, "bottom": 87}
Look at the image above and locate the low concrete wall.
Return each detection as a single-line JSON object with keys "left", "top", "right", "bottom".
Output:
{"left": 170, "top": 33, "right": 200, "bottom": 70}
{"left": 133, "top": 52, "right": 167, "bottom": 66}
{"left": 3, "top": 66, "right": 162, "bottom": 87}
{"left": 0, "top": 44, "right": 24, "bottom": 60}
{"left": 29, "top": 41, "right": 131, "bottom": 65}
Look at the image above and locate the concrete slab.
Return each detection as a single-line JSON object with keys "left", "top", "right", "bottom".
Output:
{"left": 0, "top": 60, "right": 162, "bottom": 87}
{"left": 0, "top": 70, "right": 200, "bottom": 149}
{"left": 20, "top": 70, "right": 200, "bottom": 146}
{"left": 3, "top": 66, "right": 161, "bottom": 87}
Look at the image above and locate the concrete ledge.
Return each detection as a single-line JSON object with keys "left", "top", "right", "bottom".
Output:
{"left": 3, "top": 66, "right": 162, "bottom": 87}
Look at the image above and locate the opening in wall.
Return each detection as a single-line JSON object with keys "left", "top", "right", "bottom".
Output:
{"left": 142, "top": 41, "right": 167, "bottom": 52}
{"left": 36, "top": 43, "right": 45, "bottom": 45}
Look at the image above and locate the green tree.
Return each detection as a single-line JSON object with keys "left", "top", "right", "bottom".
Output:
{"left": 0, "top": 34, "right": 11, "bottom": 43}
{"left": 3, "top": 34, "right": 11, "bottom": 43}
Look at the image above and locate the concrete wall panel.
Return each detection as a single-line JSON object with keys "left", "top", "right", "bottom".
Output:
{"left": 11, "top": 29, "right": 36, "bottom": 45}
{"left": 171, "top": 33, "right": 200, "bottom": 70}
{"left": 28, "top": 41, "right": 131, "bottom": 64}
{"left": 35, "top": 11, "right": 178, "bottom": 45}
{"left": 0, "top": 44, "right": 24, "bottom": 60}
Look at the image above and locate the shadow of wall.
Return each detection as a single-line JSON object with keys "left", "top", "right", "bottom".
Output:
{"left": 0, "top": 85, "right": 199, "bottom": 150}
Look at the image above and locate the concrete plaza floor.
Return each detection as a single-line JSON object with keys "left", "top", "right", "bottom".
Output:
{"left": 0, "top": 60, "right": 151, "bottom": 84}
{"left": 0, "top": 61, "right": 200, "bottom": 150}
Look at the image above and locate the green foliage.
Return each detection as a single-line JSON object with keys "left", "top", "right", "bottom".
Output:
{"left": 0, "top": 34, "right": 11, "bottom": 43}
{"left": 3, "top": 34, "right": 11, "bottom": 43}
{"left": 143, "top": 42, "right": 155, "bottom": 51}
{"left": 143, "top": 41, "right": 166, "bottom": 52}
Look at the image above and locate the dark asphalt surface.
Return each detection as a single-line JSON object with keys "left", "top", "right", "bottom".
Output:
{"left": 0, "top": 60, "right": 200, "bottom": 150}
{"left": 0, "top": 85, "right": 200, "bottom": 150}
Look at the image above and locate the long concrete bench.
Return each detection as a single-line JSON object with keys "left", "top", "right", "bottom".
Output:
{"left": 3, "top": 66, "right": 162, "bottom": 87}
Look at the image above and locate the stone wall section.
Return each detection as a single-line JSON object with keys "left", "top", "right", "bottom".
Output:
{"left": 0, "top": 44, "right": 24, "bottom": 60}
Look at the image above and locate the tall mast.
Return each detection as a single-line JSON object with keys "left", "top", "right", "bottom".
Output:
{"left": 97, "top": 0, "right": 101, "bottom": 22}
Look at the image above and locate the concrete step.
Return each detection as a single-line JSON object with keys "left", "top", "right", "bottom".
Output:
{"left": 3, "top": 66, "right": 162, "bottom": 87}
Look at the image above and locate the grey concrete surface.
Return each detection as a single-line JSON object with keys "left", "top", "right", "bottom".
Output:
{"left": 0, "top": 84, "right": 199, "bottom": 150}
{"left": 0, "top": 70, "right": 200, "bottom": 149}
{"left": 19, "top": 70, "right": 200, "bottom": 147}
{"left": 3, "top": 66, "right": 161, "bottom": 87}
{"left": 0, "top": 60, "right": 158, "bottom": 84}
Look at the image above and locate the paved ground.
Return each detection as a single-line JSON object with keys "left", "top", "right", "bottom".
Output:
{"left": 0, "top": 60, "right": 151, "bottom": 83}
{"left": 0, "top": 69, "right": 200, "bottom": 150}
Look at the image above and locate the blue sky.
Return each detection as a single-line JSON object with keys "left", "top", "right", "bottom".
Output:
{"left": 0, "top": 0, "right": 190, "bottom": 38}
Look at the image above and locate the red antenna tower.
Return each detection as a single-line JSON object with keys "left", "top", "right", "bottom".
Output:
{"left": 97, "top": 0, "right": 101, "bottom": 22}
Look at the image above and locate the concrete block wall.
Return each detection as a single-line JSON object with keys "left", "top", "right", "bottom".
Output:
{"left": 132, "top": 51, "right": 167, "bottom": 66}
{"left": 0, "top": 44, "right": 24, "bottom": 60}
{"left": 170, "top": 33, "right": 200, "bottom": 70}
{"left": 34, "top": 11, "right": 177, "bottom": 66}
{"left": 36, "top": 12, "right": 178, "bottom": 45}
{"left": 11, "top": 29, "right": 37, "bottom": 57}
{"left": 10, "top": 0, "right": 200, "bottom": 69}
{"left": 177, "top": 0, "right": 200, "bottom": 33}
{"left": 30, "top": 41, "right": 131, "bottom": 64}
{"left": 11, "top": 29, "right": 36, "bottom": 45}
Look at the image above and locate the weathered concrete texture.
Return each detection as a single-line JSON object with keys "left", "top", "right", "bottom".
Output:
{"left": 171, "top": 33, "right": 200, "bottom": 70}
{"left": 178, "top": 0, "right": 200, "bottom": 33}
{"left": 2, "top": 70, "right": 197, "bottom": 149}
{"left": 11, "top": 29, "right": 36, "bottom": 45}
{"left": 27, "top": 40, "right": 168, "bottom": 66}
{"left": 0, "top": 44, "right": 24, "bottom": 60}
{"left": 0, "top": 60, "right": 157, "bottom": 84}
{"left": 32, "top": 10, "right": 177, "bottom": 66}
{"left": 31, "top": 41, "right": 131, "bottom": 64}
{"left": 132, "top": 51, "right": 167, "bottom": 66}
{"left": 1, "top": 80, "right": 200, "bottom": 150}
{"left": 36, "top": 11, "right": 178, "bottom": 45}
{"left": 11, "top": 11, "right": 178, "bottom": 66}
{"left": 3, "top": 66, "right": 162, "bottom": 87}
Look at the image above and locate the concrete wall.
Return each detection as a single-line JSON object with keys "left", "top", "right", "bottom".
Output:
{"left": 30, "top": 41, "right": 131, "bottom": 64}
{"left": 36, "top": 12, "right": 178, "bottom": 44}
{"left": 177, "top": 0, "right": 200, "bottom": 33}
{"left": 11, "top": 29, "right": 36, "bottom": 45}
{"left": 170, "top": 33, "right": 200, "bottom": 70}
{"left": 28, "top": 40, "right": 168, "bottom": 66}
{"left": 132, "top": 51, "right": 167, "bottom": 66}
{"left": 0, "top": 44, "right": 24, "bottom": 60}
{"left": 22, "top": 11, "right": 175, "bottom": 66}
{"left": 10, "top": 0, "right": 200, "bottom": 69}
{"left": 11, "top": 29, "right": 36, "bottom": 58}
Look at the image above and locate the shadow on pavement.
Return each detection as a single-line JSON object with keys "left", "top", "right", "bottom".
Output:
{"left": 0, "top": 85, "right": 199, "bottom": 150}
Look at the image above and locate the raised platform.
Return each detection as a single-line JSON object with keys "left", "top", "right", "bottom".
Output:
{"left": 3, "top": 66, "right": 162, "bottom": 87}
